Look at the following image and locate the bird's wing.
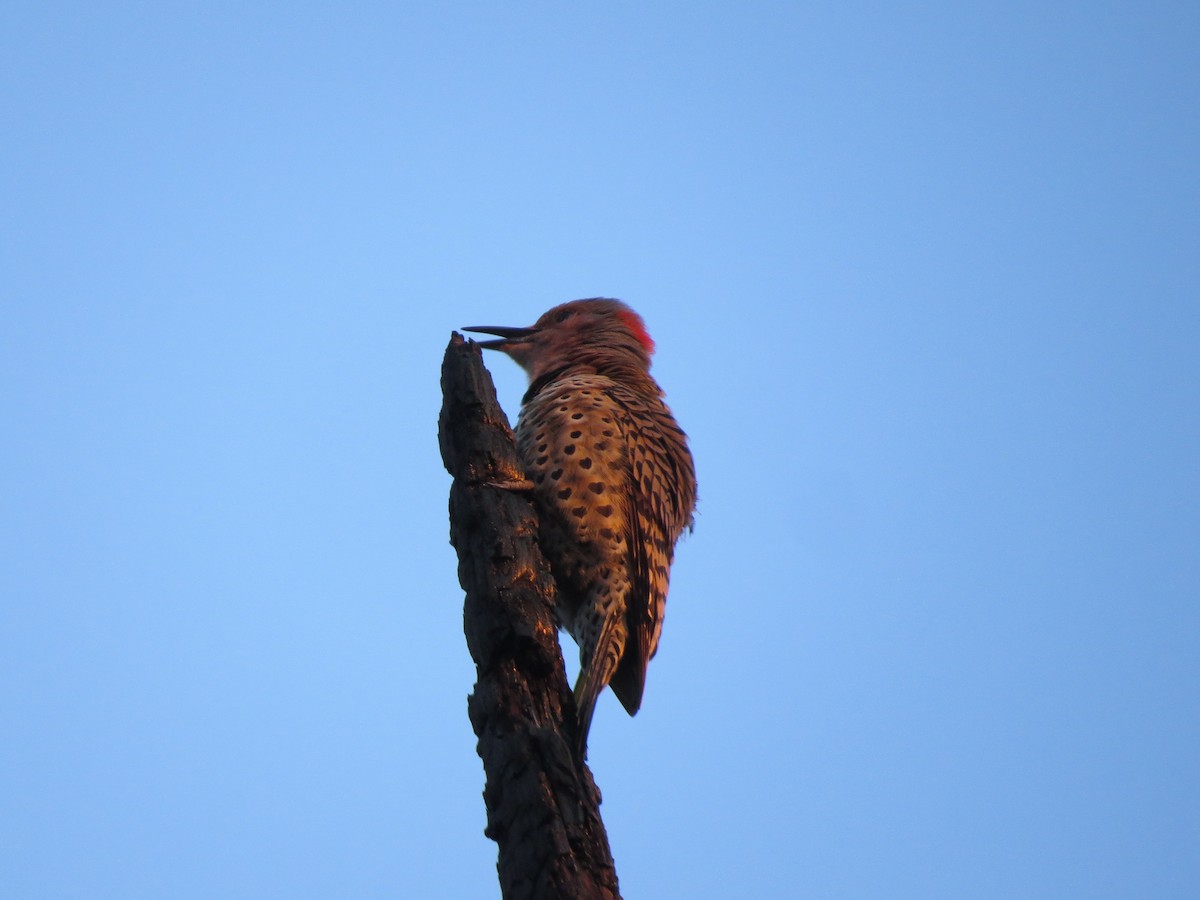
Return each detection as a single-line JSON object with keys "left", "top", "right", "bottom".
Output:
{"left": 604, "top": 385, "right": 695, "bottom": 716}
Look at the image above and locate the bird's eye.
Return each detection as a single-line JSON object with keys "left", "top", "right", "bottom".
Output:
{"left": 556, "top": 309, "right": 573, "bottom": 323}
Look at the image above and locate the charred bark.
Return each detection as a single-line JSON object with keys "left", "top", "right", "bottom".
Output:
{"left": 438, "top": 333, "right": 620, "bottom": 900}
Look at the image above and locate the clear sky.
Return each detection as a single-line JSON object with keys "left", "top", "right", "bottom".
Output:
{"left": 3, "top": 3, "right": 1197, "bottom": 898}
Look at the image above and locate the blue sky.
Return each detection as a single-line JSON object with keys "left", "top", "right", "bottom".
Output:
{"left": 3, "top": 3, "right": 1197, "bottom": 897}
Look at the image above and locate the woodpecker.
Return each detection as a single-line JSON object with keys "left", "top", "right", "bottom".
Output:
{"left": 465, "top": 298, "right": 697, "bottom": 757}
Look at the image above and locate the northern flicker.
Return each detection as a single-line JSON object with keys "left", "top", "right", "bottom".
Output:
{"left": 465, "top": 298, "right": 697, "bottom": 757}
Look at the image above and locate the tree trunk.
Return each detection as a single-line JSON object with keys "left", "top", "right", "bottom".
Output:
{"left": 438, "top": 333, "right": 621, "bottom": 900}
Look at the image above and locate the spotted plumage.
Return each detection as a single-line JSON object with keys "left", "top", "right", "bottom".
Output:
{"left": 465, "top": 299, "right": 697, "bottom": 757}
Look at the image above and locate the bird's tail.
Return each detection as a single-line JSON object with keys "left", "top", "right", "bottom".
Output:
{"left": 572, "top": 616, "right": 626, "bottom": 760}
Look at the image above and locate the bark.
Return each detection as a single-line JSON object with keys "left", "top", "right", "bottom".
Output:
{"left": 438, "top": 333, "right": 621, "bottom": 900}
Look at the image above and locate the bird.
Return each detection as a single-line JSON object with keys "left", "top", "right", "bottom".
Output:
{"left": 465, "top": 298, "right": 697, "bottom": 758}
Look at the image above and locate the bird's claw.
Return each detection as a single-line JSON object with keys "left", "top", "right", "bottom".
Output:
{"left": 485, "top": 478, "right": 536, "bottom": 492}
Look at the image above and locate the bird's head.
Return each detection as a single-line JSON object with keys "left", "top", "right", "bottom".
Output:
{"left": 465, "top": 298, "right": 656, "bottom": 385}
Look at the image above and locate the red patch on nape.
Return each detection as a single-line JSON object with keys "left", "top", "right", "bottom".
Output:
{"left": 617, "top": 308, "right": 655, "bottom": 356}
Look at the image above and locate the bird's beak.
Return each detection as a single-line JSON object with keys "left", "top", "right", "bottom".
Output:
{"left": 462, "top": 325, "right": 538, "bottom": 350}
